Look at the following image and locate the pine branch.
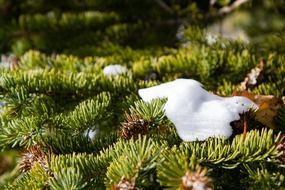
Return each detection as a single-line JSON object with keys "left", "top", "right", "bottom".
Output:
{"left": 64, "top": 92, "right": 111, "bottom": 131}
{"left": 0, "top": 116, "right": 45, "bottom": 149}
{"left": 105, "top": 136, "right": 165, "bottom": 189}
{"left": 49, "top": 167, "right": 87, "bottom": 190}
{"left": 157, "top": 129, "right": 282, "bottom": 188}
{"left": 243, "top": 163, "right": 285, "bottom": 189}
{"left": 19, "top": 11, "right": 120, "bottom": 31}
{"left": 129, "top": 98, "right": 166, "bottom": 125}
{"left": 50, "top": 150, "right": 114, "bottom": 188}
{"left": 45, "top": 131, "right": 117, "bottom": 154}
{"left": 6, "top": 164, "right": 48, "bottom": 190}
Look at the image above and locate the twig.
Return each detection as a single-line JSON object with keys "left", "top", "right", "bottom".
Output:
{"left": 218, "top": 0, "right": 249, "bottom": 15}
{"left": 154, "top": 0, "right": 174, "bottom": 14}
{"left": 242, "top": 113, "right": 248, "bottom": 141}
{"left": 239, "top": 59, "right": 265, "bottom": 91}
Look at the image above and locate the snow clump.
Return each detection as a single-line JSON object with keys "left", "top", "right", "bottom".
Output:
{"left": 103, "top": 64, "right": 127, "bottom": 76}
{"left": 138, "top": 79, "right": 258, "bottom": 141}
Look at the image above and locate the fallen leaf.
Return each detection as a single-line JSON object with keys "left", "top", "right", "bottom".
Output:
{"left": 233, "top": 91, "right": 283, "bottom": 128}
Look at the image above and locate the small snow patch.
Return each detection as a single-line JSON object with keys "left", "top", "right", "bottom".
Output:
{"left": 205, "top": 33, "right": 217, "bottom": 45}
{"left": 103, "top": 64, "right": 127, "bottom": 76}
{"left": 83, "top": 128, "right": 98, "bottom": 140}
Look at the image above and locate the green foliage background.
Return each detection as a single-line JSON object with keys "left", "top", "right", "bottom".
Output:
{"left": 0, "top": 0, "right": 285, "bottom": 189}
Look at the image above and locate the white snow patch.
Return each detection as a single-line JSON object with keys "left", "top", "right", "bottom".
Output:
{"left": 103, "top": 64, "right": 127, "bottom": 76}
{"left": 138, "top": 79, "right": 258, "bottom": 141}
{"left": 205, "top": 33, "right": 217, "bottom": 45}
{"left": 0, "top": 55, "right": 12, "bottom": 69}
{"left": 83, "top": 128, "right": 98, "bottom": 140}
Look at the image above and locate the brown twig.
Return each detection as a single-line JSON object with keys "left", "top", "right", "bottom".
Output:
{"left": 242, "top": 113, "right": 248, "bottom": 141}
{"left": 218, "top": 0, "right": 249, "bottom": 15}
{"left": 239, "top": 59, "right": 265, "bottom": 91}
{"left": 154, "top": 0, "right": 174, "bottom": 14}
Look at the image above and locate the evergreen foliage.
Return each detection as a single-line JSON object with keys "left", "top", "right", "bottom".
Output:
{"left": 0, "top": 0, "right": 285, "bottom": 189}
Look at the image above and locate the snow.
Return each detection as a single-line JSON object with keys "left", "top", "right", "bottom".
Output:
{"left": 0, "top": 102, "right": 5, "bottom": 114}
{"left": 205, "top": 33, "right": 217, "bottom": 45}
{"left": 0, "top": 55, "right": 11, "bottom": 69}
{"left": 138, "top": 79, "right": 258, "bottom": 141}
{"left": 0, "top": 102, "right": 6, "bottom": 107}
{"left": 83, "top": 128, "right": 97, "bottom": 140}
{"left": 103, "top": 64, "right": 127, "bottom": 76}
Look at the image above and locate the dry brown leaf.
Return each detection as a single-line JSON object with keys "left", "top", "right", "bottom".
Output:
{"left": 233, "top": 91, "right": 283, "bottom": 128}
{"left": 239, "top": 60, "right": 264, "bottom": 91}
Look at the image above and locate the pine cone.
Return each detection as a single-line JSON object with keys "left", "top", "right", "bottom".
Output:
{"left": 19, "top": 145, "right": 49, "bottom": 173}
{"left": 119, "top": 112, "right": 149, "bottom": 140}
{"left": 181, "top": 168, "right": 214, "bottom": 190}
{"left": 114, "top": 177, "right": 135, "bottom": 190}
